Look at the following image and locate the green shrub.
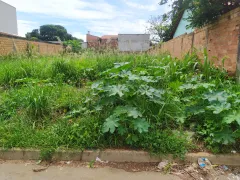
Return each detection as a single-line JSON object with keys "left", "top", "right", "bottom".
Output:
{"left": 51, "top": 60, "right": 81, "bottom": 86}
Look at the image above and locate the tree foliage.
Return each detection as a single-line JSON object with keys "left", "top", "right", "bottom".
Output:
{"left": 40, "top": 25, "right": 68, "bottom": 41}
{"left": 187, "top": 0, "right": 240, "bottom": 28}
{"left": 25, "top": 25, "right": 80, "bottom": 42}
{"left": 148, "top": 0, "right": 240, "bottom": 42}
{"left": 63, "top": 40, "right": 83, "bottom": 53}
{"left": 147, "top": 15, "right": 169, "bottom": 42}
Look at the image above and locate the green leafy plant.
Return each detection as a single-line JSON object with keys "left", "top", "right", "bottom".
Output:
{"left": 40, "top": 148, "right": 55, "bottom": 161}
{"left": 63, "top": 40, "right": 82, "bottom": 53}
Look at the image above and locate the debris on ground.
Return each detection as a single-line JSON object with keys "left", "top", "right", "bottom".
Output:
{"left": 32, "top": 165, "right": 49, "bottom": 172}
{"left": 220, "top": 165, "right": 229, "bottom": 171}
{"left": 66, "top": 161, "right": 72, "bottom": 165}
{"left": 226, "top": 173, "right": 240, "bottom": 180}
{"left": 96, "top": 157, "right": 108, "bottom": 164}
{"left": 157, "top": 160, "right": 169, "bottom": 171}
{"left": 36, "top": 160, "right": 42, "bottom": 165}
{"left": 5, "top": 160, "right": 239, "bottom": 179}
{"left": 198, "top": 158, "right": 212, "bottom": 169}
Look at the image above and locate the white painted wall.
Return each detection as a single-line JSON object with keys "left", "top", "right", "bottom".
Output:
{"left": 173, "top": 10, "right": 194, "bottom": 38}
{"left": 118, "top": 34, "right": 150, "bottom": 52}
{"left": 0, "top": 0, "right": 18, "bottom": 35}
{"left": 82, "top": 42, "right": 87, "bottom": 49}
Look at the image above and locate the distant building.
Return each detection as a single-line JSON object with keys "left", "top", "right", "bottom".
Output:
{"left": 85, "top": 32, "right": 150, "bottom": 52}
{"left": 86, "top": 32, "right": 118, "bottom": 49}
{"left": 173, "top": 10, "right": 194, "bottom": 38}
{"left": 118, "top": 34, "right": 150, "bottom": 52}
{"left": 0, "top": 0, "right": 18, "bottom": 35}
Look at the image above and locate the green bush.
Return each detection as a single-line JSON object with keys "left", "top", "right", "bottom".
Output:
{"left": 63, "top": 40, "right": 82, "bottom": 53}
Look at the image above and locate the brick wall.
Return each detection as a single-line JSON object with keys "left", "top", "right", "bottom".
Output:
{"left": 86, "top": 34, "right": 118, "bottom": 49}
{"left": 0, "top": 32, "right": 63, "bottom": 55}
{"left": 150, "top": 7, "right": 240, "bottom": 75}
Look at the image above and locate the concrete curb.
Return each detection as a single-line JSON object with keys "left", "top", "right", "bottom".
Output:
{"left": 0, "top": 149, "right": 239, "bottom": 166}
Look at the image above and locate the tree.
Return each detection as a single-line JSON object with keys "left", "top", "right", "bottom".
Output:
{"left": 25, "top": 29, "right": 40, "bottom": 40}
{"left": 63, "top": 40, "right": 83, "bottom": 53}
{"left": 187, "top": 0, "right": 240, "bottom": 28}
{"left": 147, "top": 15, "right": 169, "bottom": 43}
{"left": 40, "top": 25, "right": 68, "bottom": 41}
{"left": 148, "top": 0, "right": 240, "bottom": 42}
{"left": 25, "top": 24, "right": 80, "bottom": 42}
{"left": 147, "top": 0, "right": 189, "bottom": 42}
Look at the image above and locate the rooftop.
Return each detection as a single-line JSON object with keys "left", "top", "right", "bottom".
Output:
{"left": 101, "top": 35, "right": 118, "bottom": 39}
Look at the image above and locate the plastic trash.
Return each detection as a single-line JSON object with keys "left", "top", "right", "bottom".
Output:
{"left": 198, "top": 158, "right": 212, "bottom": 169}
{"left": 66, "top": 161, "right": 72, "bottom": 165}
{"left": 96, "top": 157, "right": 108, "bottom": 164}
{"left": 157, "top": 160, "right": 169, "bottom": 170}
{"left": 221, "top": 165, "right": 229, "bottom": 171}
{"left": 231, "top": 150, "right": 237, "bottom": 154}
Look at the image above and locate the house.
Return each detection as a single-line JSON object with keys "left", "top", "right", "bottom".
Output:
{"left": 86, "top": 32, "right": 150, "bottom": 52}
{"left": 118, "top": 34, "right": 150, "bottom": 52}
{"left": 0, "top": 0, "right": 18, "bottom": 35}
{"left": 86, "top": 32, "right": 118, "bottom": 49}
{"left": 173, "top": 10, "right": 194, "bottom": 38}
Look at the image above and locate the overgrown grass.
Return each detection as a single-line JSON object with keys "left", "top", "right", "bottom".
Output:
{"left": 0, "top": 51, "right": 239, "bottom": 158}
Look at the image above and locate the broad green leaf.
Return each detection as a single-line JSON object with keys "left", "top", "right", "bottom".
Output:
{"left": 114, "top": 62, "right": 130, "bottom": 68}
{"left": 234, "top": 99, "right": 240, "bottom": 105}
{"left": 128, "top": 73, "right": 141, "bottom": 81}
{"left": 114, "top": 106, "right": 142, "bottom": 119}
{"left": 102, "top": 116, "right": 120, "bottom": 134}
{"left": 141, "top": 76, "right": 157, "bottom": 83}
{"left": 204, "top": 91, "right": 229, "bottom": 103}
{"left": 94, "top": 105, "right": 103, "bottom": 111}
{"left": 179, "top": 83, "right": 196, "bottom": 90}
{"left": 91, "top": 81, "right": 103, "bottom": 90}
{"left": 127, "top": 107, "right": 142, "bottom": 119}
{"left": 118, "top": 126, "right": 127, "bottom": 135}
{"left": 138, "top": 85, "right": 152, "bottom": 96}
{"left": 138, "top": 85, "right": 164, "bottom": 99}
{"left": 223, "top": 111, "right": 240, "bottom": 125}
{"left": 108, "top": 84, "right": 128, "bottom": 97}
{"left": 131, "top": 135, "right": 139, "bottom": 142}
{"left": 176, "top": 115, "right": 186, "bottom": 123}
{"left": 126, "top": 134, "right": 139, "bottom": 145}
{"left": 99, "top": 96, "right": 116, "bottom": 106}
{"left": 132, "top": 118, "right": 149, "bottom": 133}
{"left": 84, "top": 97, "right": 92, "bottom": 103}
{"left": 213, "top": 128, "right": 236, "bottom": 145}
{"left": 153, "top": 89, "right": 165, "bottom": 98}
{"left": 186, "top": 104, "right": 205, "bottom": 115}
{"left": 114, "top": 106, "right": 128, "bottom": 116}
{"left": 207, "top": 103, "right": 231, "bottom": 114}
{"left": 199, "top": 83, "right": 215, "bottom": 89}
{"left": 233, "top": 130, "right": 240, "bottom": 138}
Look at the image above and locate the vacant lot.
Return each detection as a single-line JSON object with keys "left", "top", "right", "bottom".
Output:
{"left": 0, "top": 51, "right": 239, "bottom": 159}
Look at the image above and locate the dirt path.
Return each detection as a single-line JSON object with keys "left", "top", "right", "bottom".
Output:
{"left": 0, "top": 161, "right": 179, "bottom": 180}
{"left": 0, "top": 161, "right": 238, "bottom": 180}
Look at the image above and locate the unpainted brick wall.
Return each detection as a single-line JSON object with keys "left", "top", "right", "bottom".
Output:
{"left": 0, "top": 33, "right": 63, "bottom": 55}
{"left": 150, "top": 7, "right": 240, "bottom": 75}
{"left": 86, "top": 34, "right": 118, "bottom": 49}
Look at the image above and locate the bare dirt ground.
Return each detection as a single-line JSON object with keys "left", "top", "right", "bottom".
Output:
{"left": 0, "top": 160, "right": 239, "bottom": 180}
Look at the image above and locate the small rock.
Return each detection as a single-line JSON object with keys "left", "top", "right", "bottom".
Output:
{"left": 157, "top": 160, "right": 169, "bottom": 170}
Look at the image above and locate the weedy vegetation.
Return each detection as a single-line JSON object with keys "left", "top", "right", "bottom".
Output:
{"left": 0, "top": 50, "right": 239, "bottom": 159}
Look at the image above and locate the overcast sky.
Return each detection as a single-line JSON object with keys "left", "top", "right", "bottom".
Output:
{"left": 4, "top": 0, "right": 169, "bottom": 41}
